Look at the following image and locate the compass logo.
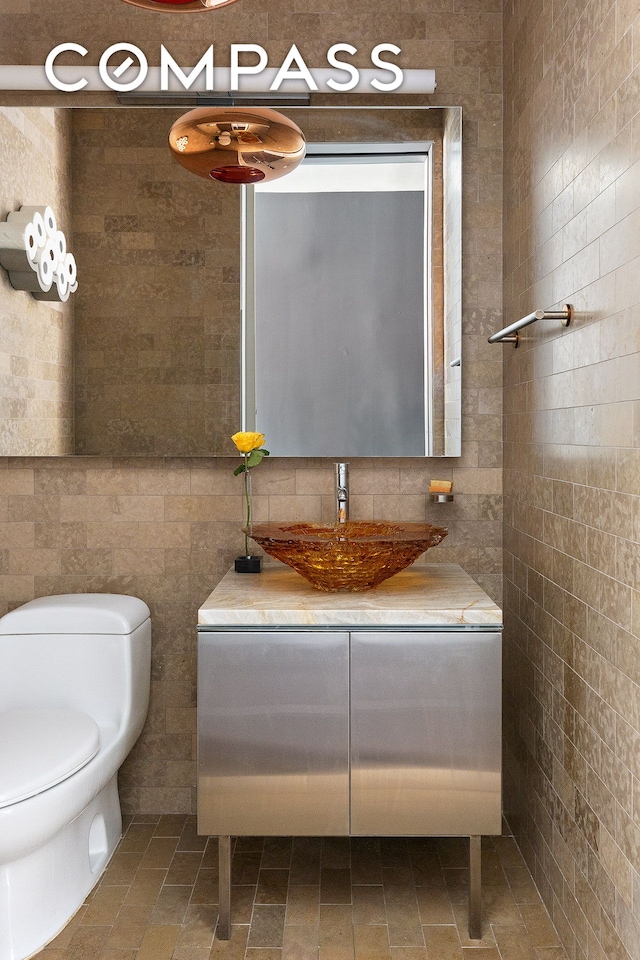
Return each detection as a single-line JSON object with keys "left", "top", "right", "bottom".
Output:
{"left": 44, "top": 43, "right": 405, "bottom": 94}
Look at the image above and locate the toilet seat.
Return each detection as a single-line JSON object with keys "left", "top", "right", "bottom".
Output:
{"left": 0, "top": 708, "right": 100, "bottom": 809}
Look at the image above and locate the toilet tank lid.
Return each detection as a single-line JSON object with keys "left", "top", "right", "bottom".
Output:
{"left": 0, "top": 594, "right": 151, "bottom": 635}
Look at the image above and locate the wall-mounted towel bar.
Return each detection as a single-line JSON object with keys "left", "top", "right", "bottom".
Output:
{"left": 488, "top": 304, "right": 572, "bottom": 347}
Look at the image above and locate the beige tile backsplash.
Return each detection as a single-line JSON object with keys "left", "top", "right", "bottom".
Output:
{"left": 503, "top": 2, "right": 640, "bottom": 960}
{"left": 0, "top": 452, "right": 502, "bottom": 815}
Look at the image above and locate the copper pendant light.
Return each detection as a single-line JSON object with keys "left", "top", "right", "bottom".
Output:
{"left": 120, "top": 0, "right": 240, "bottom": 13}
{"left": 168, "top": 108, "right": 306, "bottom": 184}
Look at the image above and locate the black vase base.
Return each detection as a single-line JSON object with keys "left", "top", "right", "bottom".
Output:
{"left": 235, "top": 555, "right": 262, "bottom": 573}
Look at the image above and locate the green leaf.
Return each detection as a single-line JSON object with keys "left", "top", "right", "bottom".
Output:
{"left": 246, "top": 449, "right": 265, "bottom": 469}
{"left": 233, "top": 464, "right": 246, "bottom": 476}
{"left": 260, "top": 448, "right": 270, "bottom": 456}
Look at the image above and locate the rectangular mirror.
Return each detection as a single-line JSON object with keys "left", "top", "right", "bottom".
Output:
{"left": 0, "top": 105, "right": 461, "bottom": 457}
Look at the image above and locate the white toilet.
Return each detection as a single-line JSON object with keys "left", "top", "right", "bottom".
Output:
{"left": 0, "top": 594, "right": 151, "bottom": 960}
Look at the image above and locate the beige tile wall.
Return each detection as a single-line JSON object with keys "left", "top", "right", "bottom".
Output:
{"left": 72, "top": 108, "right": 241, "bottom": 457}
{"left": 0, "top": 108, "right": 74, "bottom": 455}
{"left": 0, "top": 452, "right": 501, "bottom": 814}
{"left": 503, "top": 1, "right": 640, "bottom": 959}
{"left": 0, "top": 0, "right": 504, "bottom": 814}
{"left": 0, "top": 0, "right": 503, "bottom": 74}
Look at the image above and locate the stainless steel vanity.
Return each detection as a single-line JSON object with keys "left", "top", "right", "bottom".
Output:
{"left": 197, "top": 564, "right": 502, "bottom": 941}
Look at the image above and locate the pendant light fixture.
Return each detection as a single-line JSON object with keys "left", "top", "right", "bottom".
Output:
{"left": 121, "top": 0, "right": 240, "bottom": 12}
{"left": 168, "top": 107, "right": 306, "bottom": 184}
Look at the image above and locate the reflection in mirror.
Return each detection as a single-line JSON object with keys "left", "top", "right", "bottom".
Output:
{"left": 244, "top": 108, "right": 462, "bottom": 457}
{"left": 0, "top": 106, "right": 461, "bottom": 457}
{"left": 71, "top": 107, "right": 242, "bottom": 457}
{"left": 245, "top": 145, "right": 434, "bottom": 456}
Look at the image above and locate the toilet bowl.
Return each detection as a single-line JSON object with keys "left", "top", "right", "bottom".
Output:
{"left": 0, "top": 594, "right": 151, "bottom": 960}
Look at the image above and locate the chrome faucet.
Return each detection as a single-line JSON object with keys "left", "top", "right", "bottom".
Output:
{"left": 335, "top": 462, "right": 349, "bottom": 523}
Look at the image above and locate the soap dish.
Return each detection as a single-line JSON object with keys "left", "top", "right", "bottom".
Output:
{"left": 430, "top": 492, "right": 454, "bottom": 503}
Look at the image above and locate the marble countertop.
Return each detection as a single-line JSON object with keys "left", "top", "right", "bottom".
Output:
{"left": 198, "top": 563, "right": 502, "bottom": 628}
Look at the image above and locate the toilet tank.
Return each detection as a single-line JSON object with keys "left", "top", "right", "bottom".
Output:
{"left": 0, "top": 595, "right": 151, "bottom": 737}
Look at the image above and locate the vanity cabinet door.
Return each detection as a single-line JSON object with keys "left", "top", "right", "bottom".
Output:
{"left": 350, "top": 630, "right": 502, "bottom": 836}
{"left": 198, "top": 630, "right": 350, "bottom": 836}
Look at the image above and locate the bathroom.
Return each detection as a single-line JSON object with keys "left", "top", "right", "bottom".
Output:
{"left": 0, "top": 0, "right": 638, "bottom": 957}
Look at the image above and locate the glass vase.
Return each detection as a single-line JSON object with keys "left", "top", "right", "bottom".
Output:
{"left": 235, "top": 468, "right": 261, "bottom": 573}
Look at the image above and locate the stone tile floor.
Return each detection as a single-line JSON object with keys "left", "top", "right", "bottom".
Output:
{"left": 36, "top": 815, "right": 568, "bottom": 960}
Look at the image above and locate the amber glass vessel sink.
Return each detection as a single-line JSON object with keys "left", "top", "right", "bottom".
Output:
{"left": 245, "top": 521, "right": 448, "bottom": 592}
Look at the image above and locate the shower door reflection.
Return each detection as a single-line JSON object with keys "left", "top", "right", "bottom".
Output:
{"left": 243, "top": 145, "right": 435, "bottom": 457}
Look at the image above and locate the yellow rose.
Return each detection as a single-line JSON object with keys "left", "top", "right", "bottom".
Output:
{"left": 231, "top": 431, "right": 266, "bottom": 454}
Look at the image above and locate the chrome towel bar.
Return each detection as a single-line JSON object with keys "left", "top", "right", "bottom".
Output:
{"left": 488, "top": 304, "right": 572, "bottom": 347}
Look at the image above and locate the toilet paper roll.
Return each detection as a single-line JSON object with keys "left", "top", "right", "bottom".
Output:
{"left": 25, "top": 224, "right": 40, "bottom": 265}
{"left": 61, "top": 252, "right": 77, "bottom": 289}
{"left": 56, "top": 269, "right": 69, "bottom": 300}
{"left": 37, "top": 240, "right": 57, "bottom": 291}
{"left": 8, "top": 205, "right": 57, "bottom": 238}
{"left": 31, "top": 212, "right": 47, "bottom": 248}
{"left": 52, "top": 230, "right": 66, "bottom": 262}
{"left": 0, "top": 220, "right": 40, "bottom": 271}
{"left": 8, "top": 270, "right": 43, "bottom": 293}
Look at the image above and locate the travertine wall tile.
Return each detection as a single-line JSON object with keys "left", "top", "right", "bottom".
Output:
{"left": 0, "top": 451, "right": 504, "bottom": 814}
{"left": 71, "top": 109, "right": 242, "bottom": 457}
{"left": 503, "top": 2, "right": 640, "bottom": 960}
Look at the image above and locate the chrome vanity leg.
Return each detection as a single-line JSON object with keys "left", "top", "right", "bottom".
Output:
{"left": 218, "top": 835, "right": 231, "bottom": 940}
{"left": 468, "top": 835, "right": 482, "bottom": 940}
